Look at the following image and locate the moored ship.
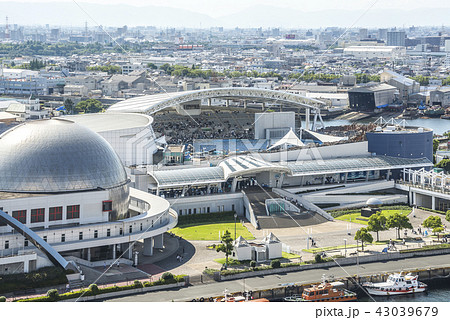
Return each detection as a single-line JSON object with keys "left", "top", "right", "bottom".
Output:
{"left": 362, "top": 272, "right": 427, "bottom": 296}
{"left": 284, "top": 279, "right": 357, "bottom": 302}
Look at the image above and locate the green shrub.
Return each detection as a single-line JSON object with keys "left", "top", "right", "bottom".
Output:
{"left": 88, "top": 284, "right": 99, "bottom": 294}
{"left": 314, "top": 254, "right": 324, "bottom": 263}
{"left": 176, "top": 211, "right": 237, "bottom": 227}
{"left": 270, "top": 259, "right": 281, "bottom": 268}
{"left": 161, "top": 272, "right": 174, "bottom": 281}
{"left": 174, "top": 275, "right": 187, "bottom": 282}
{"left": 0, "top": 296, "right": 6, "bottom": 302}
{"left": 16, "top": 273, "right": 186, "bottom": 302}
{"left": 203, "top": 268, "right": 219, "bottom": 276}
{"left": 46, "top": 289, "right": 59, "bottom": 301}
{"left": 418, "top": 207, "right": 446, "bottom": 215}
{"left": 0, "top": 266, "right": 67, "bottom": 294}
{"left": 249, "top": 260, "right": 256, "bottom": 268}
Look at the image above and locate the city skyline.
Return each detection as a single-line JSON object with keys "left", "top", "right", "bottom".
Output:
{"left": 0, "top": 0, "right": 449, "bottom": 28}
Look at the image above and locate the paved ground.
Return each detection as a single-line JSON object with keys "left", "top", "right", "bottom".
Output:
{"left": 7, "top": 208, "right": 448, "bottom": 301}
{"left": 105, "top": 253, "right": 450, "bottom": 302}
{"left": 88, "top": 208, "right": 450, "bottom": 283}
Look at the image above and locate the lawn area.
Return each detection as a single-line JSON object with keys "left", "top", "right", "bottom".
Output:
{"left": 213, "top": 258, "right": 244, "bottom": 266}
{"left": 302, "top": 244, "right": 359, "bottom": 253}
{"left": 335, "top": 208, "right": 411, "bottom": 225}
{"left": 282, "top": 251, "right": 301, "bottom": 259}
{"left": 170, "top": 222, "right": 255, "bottom": 241}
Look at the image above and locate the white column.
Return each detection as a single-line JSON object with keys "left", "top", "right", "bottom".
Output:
{"left": 244, "top": 100, "right": 247, "bottom": 109}
{"left": 231, "top": 178, "right": 238, "bottom": 193}
{"left": 143, "top": 237, "right": 153, "bottom": 256}
{"left": 128, "top": 243, "right": 133, "bottom": 260}
{"left": 87, "top": 248, "right": 91, "bottom": 262}
{"left": 112, "top": 244, "right": 116, "bottom": 259}
{"left": 24, "top": 258, "right": 29, "bottom": 273}
{"left": 305, "top": 108, "right": 310, "bottom": 130}
{"left": 154, "top": 234, "right": 164, "bottom": 249}
{"left": 432, "top": 196, "right": 436, "bottom": 211}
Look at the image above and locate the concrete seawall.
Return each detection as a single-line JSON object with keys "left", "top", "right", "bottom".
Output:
{"left": 210, "top": 266, "right": 450, "bottom": 302}
{"left": 220, "top": 247, "right": 450, "bottom": 281}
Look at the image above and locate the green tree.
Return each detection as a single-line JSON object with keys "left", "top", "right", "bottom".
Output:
{"left": 386, "top": 213, "right": 413, "bottom": 239}
{"left": 433, "top": 139, "right": 439, "bottom": 154}
{"left": 446, "top": 210, "right": 450, "bottom": 223}
{"left": 216, "top": 230, "right": 234, "bottom": 269}
{"left": 436, "top": 159, "right": 450, "bottom": 173}
{"left": 86, "top": 65, "right": 121, "bottom": 75}
{"left": 147, "top": 63, "right": 158, "bottom": 69}
{"left": 367, "top": 212, "right": 387, "bottom": 242}
{"left": 433, "top": 227, "right": 444, "bottom": 241}
{"left": 74, "top": 99, "right": 103, "bottom": 114}
{"left": 64, "top": 98, "right": 74, "bottom": 114}
{"left": 422, "top": 216, "right": 443, "bottom": 235}
{"left": 354, "top": 227, "right": 373, "bottom": 251}
{"left": 159, "top": 63, "right": 174, "bottom": 74}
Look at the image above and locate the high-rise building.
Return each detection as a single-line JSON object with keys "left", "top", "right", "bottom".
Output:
{"left": 359, "top": 28, "right": 368, "bottom": 40}
{"left": 444, "top": 39, "right": 450, "bottom": 52}
{"left": 387, "top": 31, "right": 406, "bottom": 46}
{"left": 378, "top": 28, "right": 388, "bottom": 41}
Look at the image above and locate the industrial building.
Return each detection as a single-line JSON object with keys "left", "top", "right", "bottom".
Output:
{"left": 348, "top": 83, "right": 397, "bottom": 111}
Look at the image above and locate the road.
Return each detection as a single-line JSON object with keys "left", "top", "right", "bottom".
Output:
{"left": 105, "top": 253, "right": 450, "bottom": 302}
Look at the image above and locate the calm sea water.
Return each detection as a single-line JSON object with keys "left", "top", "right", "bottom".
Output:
{"left": 323, "top": 118, "right": 450, "bottom": 135}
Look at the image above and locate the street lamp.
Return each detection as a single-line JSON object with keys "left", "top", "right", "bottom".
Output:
{"left": 344, "top": 239, "right": 347, "bottom": 257}
{"left": 234, "top": 213, "right": 237, "bottom": 240}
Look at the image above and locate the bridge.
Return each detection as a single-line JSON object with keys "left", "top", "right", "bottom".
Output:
{"left": 107, "top": 87, "right": 327, "bottom": 130}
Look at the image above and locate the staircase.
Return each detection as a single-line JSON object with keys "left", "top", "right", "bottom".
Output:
{"left": 243, "top": 187, "right": 327, "bottom": 229}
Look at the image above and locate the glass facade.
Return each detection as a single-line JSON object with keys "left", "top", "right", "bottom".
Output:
{"left": 49, "top": 206, "right": 63, "bottom": 221}
{"left": 12, "top": 210, "right": 26, "bottom": 224}
{"left": 67, "top": 205, "right": 80, "bottom": 219}
{"left": 31, "top": 208, "right": 45, "bottom": 223}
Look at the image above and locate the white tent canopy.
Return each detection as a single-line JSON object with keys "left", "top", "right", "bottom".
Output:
{"left": 268, "top": 128, "right": 305, "bottom": 150}
{"left": 302, "top": 128, "right": 347, "bottom": 143}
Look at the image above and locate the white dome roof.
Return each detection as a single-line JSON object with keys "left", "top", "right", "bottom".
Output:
{"left": 0, "top": 118, "right": 128, "bottom": 193}
{"left": 366, "top": 198, "right": 383, "bottom": 206}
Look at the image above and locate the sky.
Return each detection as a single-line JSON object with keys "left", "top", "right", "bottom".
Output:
{"left": 2, "top": 0, "right": 450, "bottom": 18}
{"left": 0, "top": 0, "right": 449, "bottom": 28}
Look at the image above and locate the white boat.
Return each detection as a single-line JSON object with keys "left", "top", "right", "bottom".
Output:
{"left": 362, "top": 272, "right": 427, "bottom": 296}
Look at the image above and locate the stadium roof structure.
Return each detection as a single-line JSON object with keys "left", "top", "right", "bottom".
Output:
{"left": 302, "top": 129, "right": 347, "bottom": 144}
{"left": 219, "top": 155, "right": 291, "bottom": 178}
{"left": 149, "top": 155, "right": 432, "bottom": 188}
{"left": 268, "top": 129, "right": 305, "bottom": 150}
{"left": 287, "top": 155, "right": 431, "bottom": 177}
{"left": 62, "top": 113, "right": 153, "bottom": 132}
{"left": 106, "top": 87, "right": 326, "bottom": 114}
{"left": 149, "top": 166, "right": 225, "bottom": 188}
